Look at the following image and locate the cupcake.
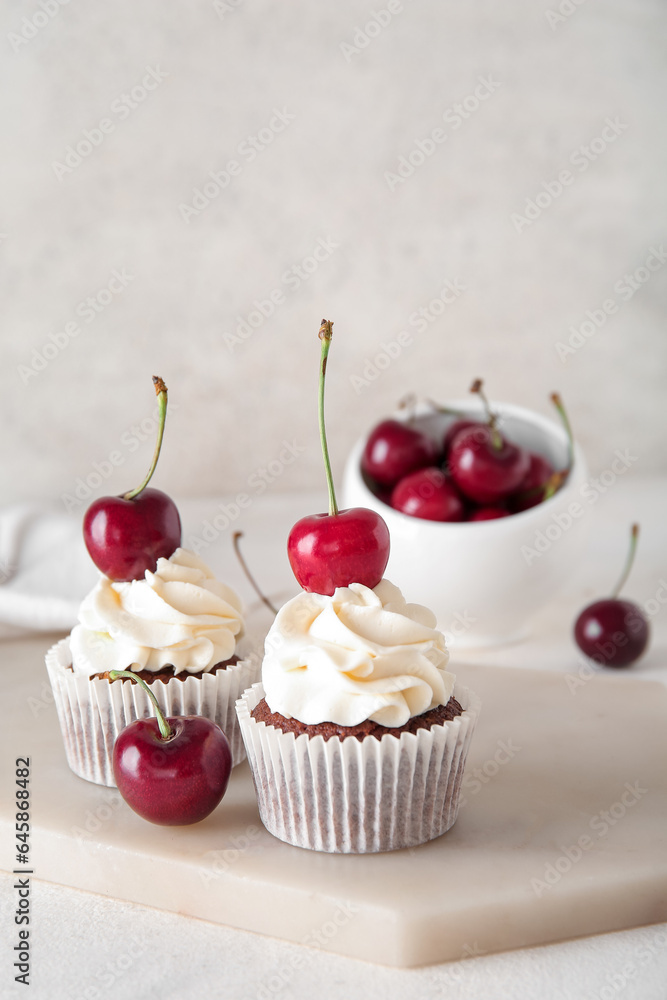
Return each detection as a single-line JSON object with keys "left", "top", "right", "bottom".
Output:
{"left": 46, "top": 547, "right": 259, "bottom": 786}
{"left": 236, "top": 578, "right": 480, "bottom": 853}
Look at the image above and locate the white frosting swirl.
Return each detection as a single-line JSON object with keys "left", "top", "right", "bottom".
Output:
{"left": 70, "top": 548, "right": 244, "bottom": 676}
{"left": 262, "top": 579, "right": 454, "bottom": 728}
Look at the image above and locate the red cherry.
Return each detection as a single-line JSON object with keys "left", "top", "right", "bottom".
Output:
{"left": 574, "top": 524, "right": 649, "bottom": 668}
{"left": 362, "top": 419, "right": 439, "bottom": 488}
{"left": 84, "top": 488, "right": 181, "bottom": 582}
{"left": 449, "top": 425, "right": 529, "bottom": 504}
{"left": 510, "top": 452, "right": 556, "bottom": 512}
{"left": 288, "top": 507, "right": 390, "bottom": 595}
{"left": 446, "top": 380, "right": 529, "bottom": 504}
{"left": 111, "top": 672, "right": 232, "bottom": 825}
{"left": 574, "top": 600, "right": 649, "bottom": 668}
{"left": 390, "top": 467, "right": 465, "bottom": 522}
{"left": 443, "top": 419, "right": 483, "bottom": 455}
{"left": 83, "top": 377, "right": 181, "bottom": 581}
{"left": 468, "top": 505, "right": 510, "bottom": 521}
{"left": 287, "top": 321, "right": 391, "bottom": 596}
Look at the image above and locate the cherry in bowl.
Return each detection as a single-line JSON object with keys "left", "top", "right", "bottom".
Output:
{"left": 362, "top": 419, "right": 438, "bottom": 489}
{"left": 391, "top": 467, "right": 465, "bottom": 522}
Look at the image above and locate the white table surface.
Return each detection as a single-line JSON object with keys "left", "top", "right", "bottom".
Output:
{"left": 2, "top": 477, "right": 666, "bottom": 1000}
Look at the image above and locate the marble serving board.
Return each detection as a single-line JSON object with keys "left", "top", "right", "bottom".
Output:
{"left": 1, "top": 634, "right": 666, "bottom": 968}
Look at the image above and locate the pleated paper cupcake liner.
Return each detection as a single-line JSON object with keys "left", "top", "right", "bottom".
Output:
{"left": 236, "top": 681, "right": 480, "bottom": 854}
{"left": 45, "top": 637, "right": 261, "bottom": 787}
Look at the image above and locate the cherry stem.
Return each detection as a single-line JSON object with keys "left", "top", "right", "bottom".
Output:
{"left": 233, "top": 531, "right": 278, "bottom": 616}
{"left": 543, "top": 392, "right": 574, "bottom": 499}
{"left": 397, "top": 393, "right": 418, "bottom": 421}
{"left": 400, "top": 393, "right": 463, "bottom": 420}
{"left": 423, "top": 398, "right": 465, "bottom": 418}
{"left": 318, "top": 319, "right": 338, "bottom": 517}
{"left": 470, "top": 379, "right": 502, "bottom": 450}
{"left": 611, "top": 523, "right": 640, "bottom": 599}
{"left": 108, "top": 669, "right": 173, "bottom": 740}
{"left": 551, "top": 392, "right": 574, "bottom": 472}
{"left": 123, "top": 376, "right": 168, "bottom": 501}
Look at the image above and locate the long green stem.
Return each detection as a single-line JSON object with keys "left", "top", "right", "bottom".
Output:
{"left": 611, "top": 524, "right": 640, "bottom": 599}
{"left": 123, "top": 376, "right": 168, "bottom": 501}
{"left": 543, "top": 392, "right": 574, "bottom": 499}
{"left": 470, "top": 378, "right": 501, "bottom": 449}
{"left": 551, "top": 392, "right": 574, "bottom": 472}
{"left": 318, "top": 320, "right": 338, "bottom": 516}
{"left": 109, "top": 669, "right": 173, "bottom": 740}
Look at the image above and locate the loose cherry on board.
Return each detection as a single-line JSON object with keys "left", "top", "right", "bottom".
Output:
{"left": 83, "top": 377, "right": 181, "bottom": 582}
{"left": 391, "top": 467, "right": 465, "bottom": 522}
{"left": 362, "top": 419, "right": 438, "bottom": 488}
{"left": 574, "top": 524, "right": 650, "bottom": 668}
{"left": 110, "top": 671, "right": 231, "bottom": 825}
{"left": 448, "top": 380, "right": 529, "bottom": 505}
{"left": 288, "top": 320, "right": 390, "bottom": 596}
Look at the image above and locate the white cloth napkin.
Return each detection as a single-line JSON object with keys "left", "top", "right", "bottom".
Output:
{"left": 0, "top": 503, "right": 97, "bottom": 638}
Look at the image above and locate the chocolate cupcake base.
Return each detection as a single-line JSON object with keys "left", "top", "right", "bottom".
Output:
{"left": 46, "top": 638, "right": 259, "bottom": 786}
{"left": 90, "top": 656, "right": 240, "bottom": 684}
{"left": 251, "top": 696, "right": 464, "bottom": 741}
{"left": 236, "top": 681, "right": 480, "bottom": 854}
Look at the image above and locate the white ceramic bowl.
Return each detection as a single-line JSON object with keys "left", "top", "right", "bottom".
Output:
{"left": 342, "top": 400, "right": 591, "bottom": 648}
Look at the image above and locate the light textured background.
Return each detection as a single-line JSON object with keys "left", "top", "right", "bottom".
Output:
{"left": 1, "top": 0, "right": 666, "bottom": 510}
